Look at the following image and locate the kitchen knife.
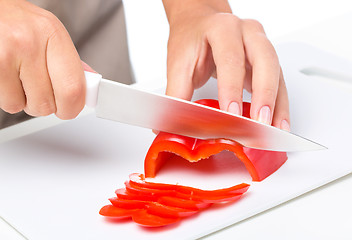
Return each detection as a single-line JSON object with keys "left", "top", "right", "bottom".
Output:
{"left": 84, "top": 71, "right": 326, "bottom": 152}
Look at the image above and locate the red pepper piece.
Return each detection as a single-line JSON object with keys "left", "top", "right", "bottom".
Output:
{"left": 115, "top": 188, "right": 157, "bottom": 201}
{"left": 99, "top": 205, "right": 138, "bottom": 219}
{"left": 109, "top": 197, "right": 148, "bottom": 209}
{"left": 125, "top": 181, "right": 176, "bottom": 198}
{"left": 129, "top": 173, "right": 249, "bottom": 199}
{"left": 175, "top": 192, "right": 243, "bottom": 203}
{"left": 144, "top": 99, "right": 287, "bottom": 181}
{"left": 158, "top": 196, "right": 212, "bottom": 210}
{"left": 146, "top": 202, "right": 198, "bottom": 218}
{"left": 132, "top": 209, "right": 180, "bottom": 227}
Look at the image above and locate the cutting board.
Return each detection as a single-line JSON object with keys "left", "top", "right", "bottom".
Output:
{"left": 0, "top": 42, "right": 351, "bottom": 240}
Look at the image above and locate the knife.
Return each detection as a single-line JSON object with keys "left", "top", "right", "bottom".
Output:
{"left": 84, "top": 71, "right": 326, "bottom": 152}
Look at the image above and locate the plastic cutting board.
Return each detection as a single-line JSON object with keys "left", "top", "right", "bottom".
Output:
{"left": 0, "top": 42, "right": 352, "bottom": 240}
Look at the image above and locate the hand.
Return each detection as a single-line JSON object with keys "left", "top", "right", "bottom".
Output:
{"left": 0, "top": 0, "right": 85, "bottom": 119}
{"left": 162, "top": 0, "right": 290, "bottom": 131}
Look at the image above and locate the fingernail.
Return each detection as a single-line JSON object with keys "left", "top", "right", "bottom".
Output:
{"left": 280, "top": 120, "right": 290, "bottom": 131}
{"left": 228, "top": 102, "right": 240, "bottom": 115}
{"left": 258, "top": 106, "right": 271, "bottom": 125}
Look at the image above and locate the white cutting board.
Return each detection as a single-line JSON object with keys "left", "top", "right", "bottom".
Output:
{"left": 0, "top": 42, "right": 352, "bottom": 240}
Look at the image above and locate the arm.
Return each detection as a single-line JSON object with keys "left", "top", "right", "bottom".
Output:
{"left": 162, "top": 0, "right": 290, "bottom": 130}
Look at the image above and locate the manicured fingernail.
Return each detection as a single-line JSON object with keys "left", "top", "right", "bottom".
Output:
{"left": 280, "top": 120, "right": 290, "bottom": 131}
{"left": 228, "top": 102, "right": 240, "bottom": 115}
{"left": 258, "top": 106, "right": 271, "bottom": 125}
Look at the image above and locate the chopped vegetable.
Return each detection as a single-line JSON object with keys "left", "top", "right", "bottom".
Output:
{"left": 99, "top": 173, "right": 249, "bottom": 227}
{"left": 132, "top": 210, "right": 180, "bottom": 227}
{"left": 144, "top": 99, "right": 288, "bottom": 181}
{"left": 99, "top": 205, "right": 137, "bottom": 219}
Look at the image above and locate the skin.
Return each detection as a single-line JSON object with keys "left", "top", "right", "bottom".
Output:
{"left": 162, "top": 0, "right": 290, "bottom": 131}
{"left": 0, "top": 0, "right": 85, "bottom": 119}
{"left": 0, "top": 0, "right": 289, "bottom": 131}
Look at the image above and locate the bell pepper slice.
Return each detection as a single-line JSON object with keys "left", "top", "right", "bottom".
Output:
{"left": 99, "top": 205, "right": 138, "bottom": 219}
{"left": 125, "top": 181, "right": 177, "bottom": 198}
{"left": 132, "top": 209, "right": 180, "bottom": 227}
{"left": 109, "top": 197, "right": 149, "bottom": 209}
{"left": 109, "top": 197, "right": 199, "bottom": 218}
{"left": 100, "top": 173, "right": 250, "bottom": 227}
{"left": 115, "top": 188, "right": 158, "bottom": 201}
{"left": 129, "top": 173, "right": 249, "bottom": 199}
{"left": 144, "top": 99, "right": 287, "bottom": 181}
{"left": 158, "top": 196, "right": 212, "bottom": 210}
{"left": 146, "top": 202, "right": 198, "bottom": 218}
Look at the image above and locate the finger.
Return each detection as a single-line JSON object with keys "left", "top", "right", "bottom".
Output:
{"left": 207, "top": 16, "right": 246, "bottom": 115}
{"left": 0, "top": 54, "right": 26, "bottom": 113}
{"left": 165, "top": 40, "right": 195, "bottom": 100}
{"left": 272, "top": 68, "right": 290, "bottom": 131}
{"left": 242, "top": 19, "right": 280, "bottom": 125}
{"left": 20, "top": 42, "right": 56, "bottom": 117}
{"left": 46, "top": 16, "right": 85, "bottom": 120}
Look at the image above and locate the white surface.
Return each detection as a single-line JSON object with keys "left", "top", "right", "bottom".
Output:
{"left": 203, "top": 173, "right": 352, "bottom": 240}
{"left": 0, "top": 217, "right": 24, "bottom": 240}
{"left": 2, "top": 1, "right": 352, "bottom": 239}
{"left": 0, "top": 43, "right": 352, "bottom": 240}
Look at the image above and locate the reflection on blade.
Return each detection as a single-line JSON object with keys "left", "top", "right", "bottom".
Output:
{"left": 95, "top": 79, "right": 326, "bottom": 152}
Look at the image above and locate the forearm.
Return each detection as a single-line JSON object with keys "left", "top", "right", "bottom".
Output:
{"left": 162, "top": 0, "right": 232, "bottom": 25}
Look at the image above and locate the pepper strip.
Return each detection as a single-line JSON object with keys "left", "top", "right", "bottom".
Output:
{"left": 144, "top": 99, "right": 288, "bottom": 181}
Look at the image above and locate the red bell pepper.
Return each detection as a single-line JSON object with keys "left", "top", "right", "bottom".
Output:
{"left": 132, "top": 209, "right": 180, "bottom": 227}
{"left": 99, "top": 205, "right": 138, "bottom": 219}
{"left": 100, "top": 173, "right": 249, "bottom": 227}
{"left": 128, "top": 173, "right": 249, "bottom": 202}
{"left": 144, "top": 99, "right": 287, "bottom": 181}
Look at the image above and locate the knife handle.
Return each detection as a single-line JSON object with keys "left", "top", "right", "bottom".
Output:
{"left": 84, "top": 71, "right": 102, "bottom": 108}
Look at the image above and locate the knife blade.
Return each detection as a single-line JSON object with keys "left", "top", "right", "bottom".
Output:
{"left": 84, "top": 71, "right": 326, "bottom": 152}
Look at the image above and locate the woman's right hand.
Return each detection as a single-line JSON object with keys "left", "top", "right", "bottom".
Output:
{"left": 0, "top": 0, "right": 86, "bottom": 119}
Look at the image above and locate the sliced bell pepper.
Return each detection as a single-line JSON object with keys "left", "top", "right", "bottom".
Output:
{"left": 144, "top": 99, "right": 288, "bottom": 181}
{"left": 109, "top": 197, "right": 199, "bottom": 218}
{"left": 99, "top": 205, "right": 138, "bottom": 219}
{"left": 132, "top": 209, "right": 180, "bottom": 227}
{"left": 115, "top": 188, "right": 157, "bottom": 201}
{"left": 100, "top": 173, "right": 249, "bottom": 227}
{"left": 146, "top": 202, "right": 198, "bottom": 218}
{"left": 109, "top": 197, "right": 149, "bottom": 209}
{"left": 128, "top": 173, "right": 249, "bottom": 201}
{"left": 158, "top": 196, "right": 212, "bottom": 210}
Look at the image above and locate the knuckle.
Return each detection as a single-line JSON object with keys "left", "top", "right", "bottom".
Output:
{"left": 36, "top": 10, "right": 66, "bottom": 40}
{"left": 39, "top": 11, "right": 62, "bottom": 30}
{"left": 63, "top": 80, "right": 85, "bottom": 103}
{"left": 56, "top": 80, "right": 85, "bottom": 120}
{"left": 266, "top": 49, "right": 279, "bottom": 63}
{"left": 215, "top": 13, "right": 240, "bottom": 25}
{"left": 243, "top": 19, "right": 265, "bottom": 33}
{"left": 208, "top": 14, "right": 241, "bottom": 34}
{"left": 11, "top": 27, "right": 37, "bottom": 51}
{"left": 0, "top": 47, "right": 13, "bottom": 63}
